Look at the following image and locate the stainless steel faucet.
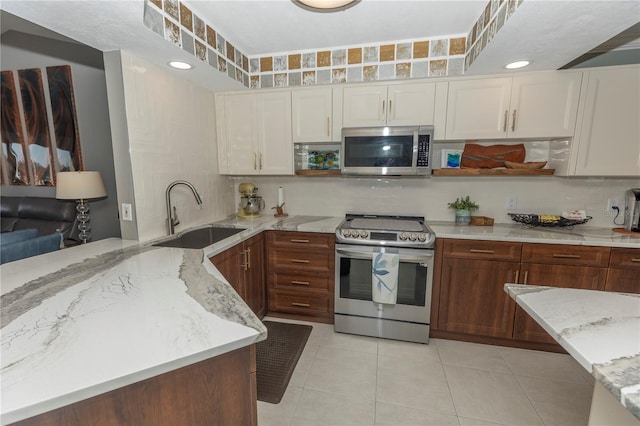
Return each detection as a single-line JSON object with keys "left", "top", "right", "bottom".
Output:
{"left": 165, "top": 180, "right": 203, "bottom": 235}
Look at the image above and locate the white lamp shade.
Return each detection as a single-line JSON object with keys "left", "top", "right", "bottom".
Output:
{"left": 56, "top": 171, "right": 107, "bottom": 200}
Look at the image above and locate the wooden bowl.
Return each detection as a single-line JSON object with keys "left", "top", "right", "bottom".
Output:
{"left": 504, "top": 161, "right": 547, "bottom": 169}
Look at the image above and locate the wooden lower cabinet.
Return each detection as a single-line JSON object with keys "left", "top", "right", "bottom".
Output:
{"left": 266, "top": 231, "right": 335, "bottom": 322}
{"left": 210, "top": 233, "right": 266, "bottom": 318}
{"left": 513, "top": 263, "right": 607, "bottom": 343}
{"left": 438, "top": 257, "right": 519, "bottom": 338}
{"left": 15, "top": 345, "right": 257, "bottom": 426}
{"left": 605, "top": 248, "right": 640, "bottom": 294}
{"left": 434, "top": 238, "right": 615, "bottom": 351}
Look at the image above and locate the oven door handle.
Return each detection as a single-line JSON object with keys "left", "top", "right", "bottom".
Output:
{"left": 336, "top": 248, "right": 433, "bottom": 263}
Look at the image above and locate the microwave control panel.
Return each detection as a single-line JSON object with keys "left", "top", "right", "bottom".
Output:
{"left": 416, "top": 134, "right": 430, "bottom": 167}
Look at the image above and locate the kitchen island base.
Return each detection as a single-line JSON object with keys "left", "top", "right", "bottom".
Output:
{"left": 11, "top": 345, "right": 257, "bottom": 426}
{"left": 589, "top": 382, "right": 640, "bottom": 426}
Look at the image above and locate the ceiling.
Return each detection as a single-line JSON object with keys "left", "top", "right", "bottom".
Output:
{"left": 1, "top": 0, "right": 639, "bottom": 92}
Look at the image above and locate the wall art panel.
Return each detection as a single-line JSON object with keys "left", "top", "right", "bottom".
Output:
{"left": 47, "top": 65, "right": 84, "bottom": 172}
{"left": 18, "top": 68, "right": 55, "bottom": 186}
{"left": 0, "top": 71, "right": 31, "bottom": 185}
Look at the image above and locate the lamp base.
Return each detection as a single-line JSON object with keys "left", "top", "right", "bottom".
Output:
{"left": 76, "top": 200, "right": 92, "bottom": 244}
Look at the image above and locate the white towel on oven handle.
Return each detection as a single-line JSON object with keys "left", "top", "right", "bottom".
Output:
{"left": 372, "top": 252, "right": 399, "bottom": 304}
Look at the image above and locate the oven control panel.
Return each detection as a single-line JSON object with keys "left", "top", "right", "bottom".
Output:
{"left": 339, "top": 229, "right": 428, "bottom": 243}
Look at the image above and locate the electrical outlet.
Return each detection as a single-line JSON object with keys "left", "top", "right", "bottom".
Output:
{"left": 505, "top": 195, "right": 517, "bottom": 210}
{"left": 606, "top": 198, "right": 620, "bottom": 216}
{"left": 121, "top": 203, "right": 133, "bottom": 221}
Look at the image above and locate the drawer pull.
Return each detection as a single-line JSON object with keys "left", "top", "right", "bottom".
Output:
{"left": 632, "top": 258, "right": 640, "bottom": 263}
{"left": 291, "top": 302, "right": 311, "bottom": 308}
{"left": 291, "top": 259, "right": 310, "bottom": 264}
{"left": 290, "top": 239, "right": 310, "bottom": 243}
{"left": 514, "top": 270, "right": 520, "bottom": 284}
{"left": 469, "top": 249, "right": 495, "bottom": 254}
{"left": 552, "top": 254, "right": 581, "bottom": 259}
{"left": 291, "top": 280, "right": 310, "bottom": 286}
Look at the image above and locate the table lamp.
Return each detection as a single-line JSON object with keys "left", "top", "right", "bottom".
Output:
{"left": 56, "top": 171, "right": 107, "bottom": 244}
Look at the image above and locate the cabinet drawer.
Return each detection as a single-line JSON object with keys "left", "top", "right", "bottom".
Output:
{"left": 268, "top": 271, "right": 333, "bottom": 292}
{"left": 268, "top": 247, "right": 333, "bottom": 273}
{"left": 268, "top": 290, "right": 333, "bottom": 315}
{"left": 609, "top": 248, "right": 640, "bottom": 269}
{"left": 522, "top": 243, "right": 610, "bottom": 267}
{"left": 443, "top": 239, "right": 522, "bottom": 261}
{"left": 267, "top": 231, "right": 334, "bottom": 250}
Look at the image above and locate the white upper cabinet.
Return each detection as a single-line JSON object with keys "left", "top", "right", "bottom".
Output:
{"left": 342, "top": 82, "right": 436, "bottom": 127}
{"left": 570, "top": 65, "right": 640, "bottom": 177}
{"left": 445, "top": 72, "right": 582, "bottom": 140}
{"left": 257, "top": 91, "right": 293, "bottom": 175}
{"left": 215, "top": 91, "right": 293, "bottom": 175}
{"left": 292, "top": 87, "right": 333, "bottom": 142}
{"left": 445, "top": 77, "right": 512, "bottom": 140}
{"left": 509, "top": 72, "right": 582, "bottom": 138}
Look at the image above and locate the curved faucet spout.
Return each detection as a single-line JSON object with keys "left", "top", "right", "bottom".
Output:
{"left": 166, "top": 180, "right": 203, "bottom": 235}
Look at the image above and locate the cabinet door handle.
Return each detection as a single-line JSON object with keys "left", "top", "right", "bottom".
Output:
{"left": 514, "top": 270, "right": 520, "bottom": 284}
{"left": 246, "top": 247, "right": 251, "bottom": 269}
{"left": 503, "top": 110, "right": 508, "bottom": 132}
{"left": 291, "top": 259, "right": 310, "bottom": 264}
{"left": 552, "top": 253, "right": 581, "bottom": 259}
{"left": 253, "top": 153, "right": 257, "bottom": 170}
{"left": 291, "top": 302, "right": 311, "bottom": 307}
{"left": 469, "top": 249, "right": 495, "bottom": 254}
{"left": 241, "top": 249, "right": 248, "bottom": 271}
{"left": 511, "top": 109, "right": 517, "bottom": 132}
{"left": 631, "top": 258, "right": 640, "bottom": 263}
{"left": 389, "top": 100, "right": 393, "bottom": 120}
{"left": 259, "top": 153, "right": 263, "bottom": 170}
{"left": 291, "top": 280, "right": 310, "bottom": 286}
{"left": 523, "top": 270, "right": 528, "bottom": 285}
{"left": 326, "top": 117, "right": 330, "bottom": 136}
{"left": 381, "top": 100, "right": 385, "bottom": 120}
{"left": 290, "top": 239, "right": 310, "bottom": 243}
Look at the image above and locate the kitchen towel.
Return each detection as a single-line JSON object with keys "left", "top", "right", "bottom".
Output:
{"left": 372, "top": 252, "right": 399, "bottom": 304}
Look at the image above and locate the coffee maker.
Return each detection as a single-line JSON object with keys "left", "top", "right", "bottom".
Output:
{"left": 623, "top": 188, "right": 640, "bottom": 232}
{"left": 237, "top": 183, "right": 265, "bottom": 218}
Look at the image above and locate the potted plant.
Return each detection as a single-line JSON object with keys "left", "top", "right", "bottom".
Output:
{"left": 448, "top": 196, "right": 479, "bottom": 225}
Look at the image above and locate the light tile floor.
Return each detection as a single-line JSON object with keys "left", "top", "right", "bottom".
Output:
{"left": 258, "top": 317, "right": 595, "bottom": 426}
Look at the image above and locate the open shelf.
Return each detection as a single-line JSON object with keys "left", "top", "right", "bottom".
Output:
{"left": 295, "top": 169, "right": 342, "bottom": 176}
{"left": 432, "top": 168, "right": 555, "bottom": 176}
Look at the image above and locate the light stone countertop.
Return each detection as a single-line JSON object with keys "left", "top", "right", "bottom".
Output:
{"left": 428, "top": 221, "right": 640, "bottom": 248}
{"left": 0, "top": 238, "right": 266, "bottom": 425}
{"left": 504, "top": 284, "right": 640, "bottom": 421}
{"left": 1, "top": 215, "right": 637, "bottom": 424}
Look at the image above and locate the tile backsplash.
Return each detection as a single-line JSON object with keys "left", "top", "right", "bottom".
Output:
{"left": 143, "top": 0, "right": 525, "bottom": 88}
{"left": 236, "top": 175, "right": 637, "bottom": 229}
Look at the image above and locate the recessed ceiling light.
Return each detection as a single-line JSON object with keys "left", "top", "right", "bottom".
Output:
{"left": 293, "top": 0, "right": 360, "bottom": 12}
{"left": 505, "top": 60, "right": 530, "bottom": 69}
{"left": 168, "top": 61, "right": 193, "bottom": 70}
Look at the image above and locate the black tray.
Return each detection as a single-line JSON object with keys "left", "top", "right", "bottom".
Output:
{"left": 508, "top": 213, "right": 592, "bottom": 228}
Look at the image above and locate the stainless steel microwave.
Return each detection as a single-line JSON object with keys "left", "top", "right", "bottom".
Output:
{"left": 340, "top": 126, "right": 433, "bottom": 176}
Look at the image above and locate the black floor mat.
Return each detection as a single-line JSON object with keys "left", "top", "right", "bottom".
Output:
{"left": 256, "top": 321, "right": 313, "bottom": 404}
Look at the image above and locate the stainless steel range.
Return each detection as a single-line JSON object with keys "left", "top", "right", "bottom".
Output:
{"left": 334, "top": 214, "right": 436, "bottom": 344}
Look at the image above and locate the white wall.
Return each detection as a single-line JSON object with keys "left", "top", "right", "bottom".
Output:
{"left": 234, "top": 175, "right": 640, "bottom": 228}
{"left": 118, "top": 51, "right": 235, "bottom": 242}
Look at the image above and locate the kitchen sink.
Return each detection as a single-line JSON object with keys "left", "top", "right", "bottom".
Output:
{"left": 153, "top": 225, "right": 244, "bottom": 249}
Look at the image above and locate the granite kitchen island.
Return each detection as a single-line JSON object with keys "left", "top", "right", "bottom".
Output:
{"left": 505, "top": 284, "right": 640, "bottom": 425}
{"left": 1, "top": 238, "right": 267, "bottom": 425}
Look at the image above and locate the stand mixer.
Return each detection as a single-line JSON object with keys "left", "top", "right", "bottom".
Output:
{"left": 237, "top": 183, "right": 265, "bottom": 218}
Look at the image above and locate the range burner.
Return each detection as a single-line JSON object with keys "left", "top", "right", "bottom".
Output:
{"left": 336, "top": 214, "right": 435, "bottom": 248}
